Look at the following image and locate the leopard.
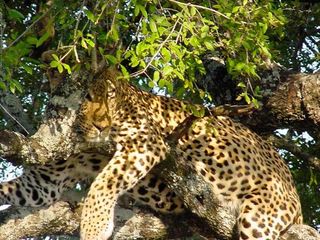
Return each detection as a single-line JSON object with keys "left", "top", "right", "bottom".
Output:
{"left": 0, "top": 67, "right": 302, "bottom": 240}
{"left": 77, "top": 68, "right": 302, "bottom": 239}
{"left": 0, "top": 152, "right": 183, "bottom": 214}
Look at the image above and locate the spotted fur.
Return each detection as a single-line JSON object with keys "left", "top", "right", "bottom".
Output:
{"left": 76, "top": 69, "right": 302, "bottom": 239}
{"left": 0, "top": 68, "right": 302, "bottom": 240}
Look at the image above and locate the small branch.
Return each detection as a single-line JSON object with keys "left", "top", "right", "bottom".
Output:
{"left": 130, "top": 17, "right": 180, "bottom": 78}
{"left": 91, "top": 37, "right": 98, "bottom": 73}
{"left": 168, "top": 0, "right": 230, "bottom": 19}
{"left": 0, "top": 92, "right": 36, "bottom": 135}
{"left": 267, "top": 134, "right": 320, "bottom": 170}
{"left": 209, "top": 103, "right": 256, "bottom": 117}
{"left": 5, "top": 6, "right": 53, "bottom": 49}
{"left": 167, "top": 104, "right": 256, "bottom": 144}
{"left": 166, "top": 114, "right": 197, "bottom": 144}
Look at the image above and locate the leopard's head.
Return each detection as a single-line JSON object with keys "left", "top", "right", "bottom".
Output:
{"left": 76, "top": 68, "right": 120, "bottom": 142}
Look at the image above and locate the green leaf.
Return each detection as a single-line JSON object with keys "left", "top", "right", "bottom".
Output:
{"left": 237, "top": 82, "right": 246, "bottom": 88}
{"left": 9, "top": 79, "right": 23, "bottom": 93}
{"left": 116, "top": 49, "right": 123, "bottom": 62}
{"left": 200, "top": 25, "right": 210, "bottom": 38}
{"left": 26, "top": 36, "right": 38, "bottom": 45}
{"left": 50, "top": 60, "right": 59, "bottom": 68}
{"left": 120, "top": 65, "right": 130, "bottom": 79}
{"left": 139, "top": 60, "right": 146, "bottom": 68}
{"left": 167, "top": 81, "right": 173, "bottom": 93}
{"left": 36, "top": 32, "right": 50, "bottom": 48}
{"left": 235, "top": 62, "right": 246, "bottom": 71}
{"left": 158, "top": 79, "right": 166, "bottom": 88}
{"left": 190, "top": 105, "right": 205, "bottom": 117}
{"left": 0, "top": 82, "right": 7, "bottom": 91}
{"left": 141, "top": 20, "right": 148, "bottom": 34}
{"left": 81, "top": 38, "right": 88, "bottom": 49}
{"left": 107, "top": 27, "right": 119, "bottom": 42}
{"left": 190, "top": 6, "right": 196, "bottom": 16}
{"left": 232, "top": 6, "right": 240, "bottom": 13}
{"left": 57, "top": 64, "right": 64, "bottom": 73}
{"left": 161, "top": 47, "right": 171, "bottom": 62}
{"left": 22, "top": 64, "right": 33, "bottom": 74}
{"left": 244, "top": 93, "right": 251, "bottom": 104}
{"left": 84, "top": 9, "right": 95, "bottom": 22}
{"left": 189, "top": 36, "right": 200, "bottom": 47}
{"left": 106, "top": 54, "right": 118, "bottom": 64}
{"left": 252, "top": 98, "right": 260, "bottom": 108}
{"left": 153, "top": 71, "right": 160, "bottom": 82}
{"left": 85, "top": 38, "right": 95, "bottom": 47}
{"left": 9, "top": 82, "right": 16, "bottom": 94}
{"left": 148, "top": 81, "right": 155, "bottom": 88}
{"left": 52, "top": 54, "right": 60, "bottom": 61}
{"left": 149, "top": 19, "right": 158, "bottom": 33}
{"left": 136, "top": 42, "right": 149, "bottom": 56}
{"left": 254, "top": 86, "right": 262, "bottom": 97}
{"left": 199, "top": 89, "right": 206, "bottom": 99}
{"left": 242, "top": 41, "right": 251, "bottom": 50}
{"left": 158, "top": 27, "right": 166, "bottom": 36}
{"left": 139, "top": 5, "right": 148, "bottom": 18}
{"left": 8, "top": 9, "right": 24, "bottom": 22}
{"left": 163, "top": 65, "right": 173, "bottom": 75}
{"left": 173, "top": 69, "right": 184, "bottom": 80}
{"left": 201, "top": 25, "right": 209, "bottom": 34}
{"left": 62, "top": 63, "right": 71, "bottom": 74}
{"left": 260, "top": 22, "right": 268, "bottom": 34}
{"left": 204, "top": 40, "right": 214, "bottom": 50}
{"left": 12, "top": 79, "right": 23, "bottom": 93}
{"left": 134, "top": 4, "right": 140, "bottom": 17}
{"left": 130, "top": 55, "right": 140, "bottom": 67}
{"left": 112, "top": 27, "right": 119, "bottom": 42}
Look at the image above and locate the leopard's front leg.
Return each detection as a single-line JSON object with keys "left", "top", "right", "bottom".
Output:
{"left": 80, "top": 138, "right": 167, "bottom": 240}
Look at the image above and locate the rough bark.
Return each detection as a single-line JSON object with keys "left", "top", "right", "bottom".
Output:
{"left": 0, "top": 202, "right": 80, "bottom": 240}
{"left": 0, "top": 67, "right": 320, "bottom": 239}
{"left": 247, "top": 72, "right": 320, "bottom": 136}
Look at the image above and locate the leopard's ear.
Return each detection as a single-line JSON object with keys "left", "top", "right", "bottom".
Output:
{"left": 84, "top": 91, "right": 93, "bottom": 101}
{"left": 98, "top": 66, "right": 118, "bottom": 78}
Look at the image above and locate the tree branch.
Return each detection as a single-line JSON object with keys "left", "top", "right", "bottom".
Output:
{"left": 0, "top": 92, "right": 36, "bottom": 135}
{"left": 0, "top": 202, "right": 80, "bottom": 240}
{"left": 267, "top": 134, "right": 320, "bottom": 170}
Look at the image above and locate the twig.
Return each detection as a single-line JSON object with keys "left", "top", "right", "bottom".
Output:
{"left": 208, "top": 103, "right": 255, "bottom": 116}
{"left": 0, "top": 103, "right": 29, "bottom": 135}
{"left": 130, "top": 17, "right": 180, "bottom": 78}
{"left": 5, "top": 6, "right": 53, "bottom": 49}
{"left": 168, "top": 0, "right": 230, "bottom": 19}
{"left": 73, "top": 0, "right": 87, "bottom": 39}
{"left": 167, "top": 104, "right": 256, "bottom": 144}
{"left": 268, "top": 134, "right": 320, "bottom": 171}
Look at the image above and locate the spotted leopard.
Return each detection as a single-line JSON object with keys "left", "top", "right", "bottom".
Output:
{"left": 0, "top": 68, "right": 302, "bottom": 240}
{"left": 0, "top": 152, "right": 182, "bottom": 214}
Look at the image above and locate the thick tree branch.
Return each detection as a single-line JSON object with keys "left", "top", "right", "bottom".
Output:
{"left": 200, "top": 58, "right": 320, "bottom": 136}
{"left": 0, "top": 202, "right": 80, "bottom": 240}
